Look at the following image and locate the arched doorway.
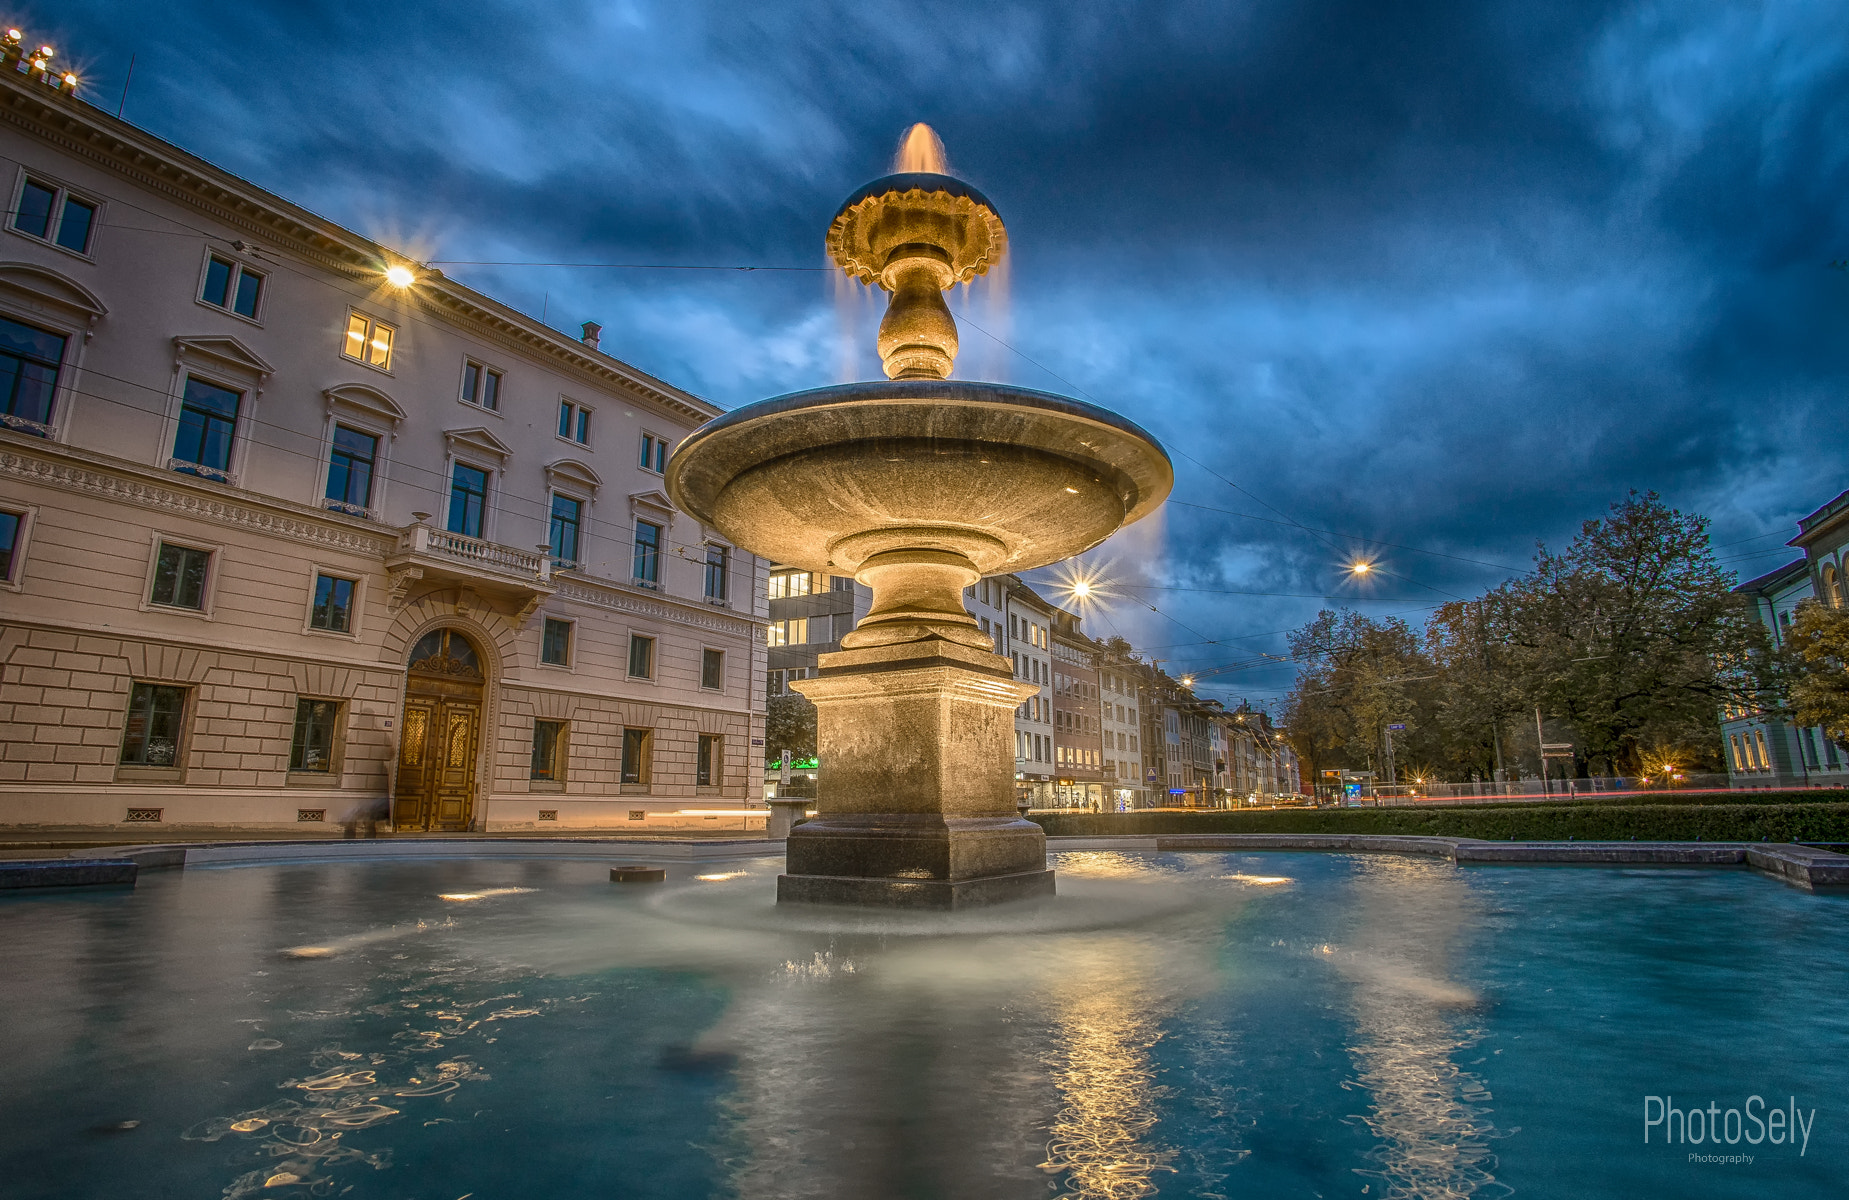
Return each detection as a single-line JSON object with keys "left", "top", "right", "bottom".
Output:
{"left": 394, "top": 628, "right": 486, "bottom": 831}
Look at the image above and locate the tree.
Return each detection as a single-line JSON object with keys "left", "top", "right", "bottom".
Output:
{"left": 1493, "top": 492, "right": 1770, "bottom": 774}
{"left": 765, "top": 693, "right": 816, "bottom": 763}
{"left": 1785, "top": 599, "right": 1849, "bottom": 746}
{"left": 1281, "top": 609, "right": 1435, "bottom": 783}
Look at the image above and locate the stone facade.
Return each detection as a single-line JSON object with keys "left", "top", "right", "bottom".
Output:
{"left": 0, "top": 66, "right": 765, "bottom": 831}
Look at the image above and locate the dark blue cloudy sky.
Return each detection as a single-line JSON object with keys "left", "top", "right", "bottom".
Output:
{"left": 38, "top": 0, "right": 1849, "bottom": 705}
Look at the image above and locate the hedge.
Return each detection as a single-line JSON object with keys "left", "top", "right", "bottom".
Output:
{"left": 1361, "top": 789, "right": 1846, "bottom": 810}
{"left": 1030, "top": 803, "right": 1849, "bottom": 844}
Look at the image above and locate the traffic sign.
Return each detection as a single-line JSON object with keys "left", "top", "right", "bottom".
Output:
{"left": 1387, "top": 723, "right": 1406, "bottom": 731}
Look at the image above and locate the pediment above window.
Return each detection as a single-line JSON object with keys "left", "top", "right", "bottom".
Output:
{"left": 545, "top": 458, "right": 604, "bottom": 494}
{"left": 629, "top": 489, "right": 676, "bottom": 517}
{"left": 0, "top": 261, "right": 107, "bottom": 324}
{"left": 444, "top": 426, "right": 513, "bottom": 464}
{"left": 173, "top": 335, "right": 275, "bottom": 383}
{"left": 324, "top": 383, "right": 407, "bottom": 429}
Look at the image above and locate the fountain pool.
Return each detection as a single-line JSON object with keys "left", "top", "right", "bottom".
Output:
{"left": 2, "top": 850, "right": 1843, "bottom": 1198}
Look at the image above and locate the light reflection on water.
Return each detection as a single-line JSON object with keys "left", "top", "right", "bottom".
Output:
{"left": 0, "top": 852, "right": 1843, "bottom": 1199}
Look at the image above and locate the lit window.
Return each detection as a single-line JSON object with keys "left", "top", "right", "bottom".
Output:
{"left": 447, "top": 463, "right": 488, "bottom": 538}
{"left": 343, "top": 312, "right": 395, "bottom": 369}
{"left": 633, "top": 520, "right": 661, "bottom": 585}
{"left": 703, "top": 544, "right": 728, "bottom": 602}
{"left": 310, "top": 574, "right": 356, "bottom": 632}
{"left": 12, "top": 176, "right": 97, "bottom": 254}
{"left": 628, "top": 634, "right": 655, "bottom": 679}
{"left": 0, "top": 314, "right": 64, "bottom": 437}
{"left": 768, "top": 618, "right": 808, "bottom": 647}
{"left": 701, "top": 647, "right": 724, "bottom": 690}
{"left": 460, "top": 359, "right": 501, "bottom": 410}
{"left": 768, "top": 571, "right": 813, "bottom": 600}
{"left": 171, "top": 376, "right": 242, "bottom": 481}
{"left": 621, "top": 728, "right": 651, "bottom": 783}
{"left": 290, "top": 700, "right": 340, "bottom": 772}
{"left": 201, "top": 254, "right": 264, "bottom": 319}
{"left": 541, "top": 617, "right": 572, "bottom": 666}
{"left": 150, "top": 543, "right": 209, "bottom": 610}
{"left": 549, "top": 494, "right": 583, "bottom": 565}
{"left": 325, "top": 425, "right": 378, "bottom": 514}
{"left": 0, "top": 509, "right": 20, "bottom": 581}
{"left": 639, "top": 431, "right": 668, "bottom": 473}
{"left": 559, "top": 399, "right": 591, "bottom": 445}
{"left": 531, "top": 720, "right": 565, "bottom": 781}
{"left": 697, "top": 733, "right": 721, "bottom": 786}
{"left": 120, "top": 682, "right": 185, "bottom": 766}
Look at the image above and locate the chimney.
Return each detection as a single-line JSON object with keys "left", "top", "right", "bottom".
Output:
{"left": 580, "top": 321, "right": 602, "bottom": 351}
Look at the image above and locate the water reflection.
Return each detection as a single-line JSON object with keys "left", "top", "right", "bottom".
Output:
{"left": 1337, "top": 856, "right": 1507, "bottom": 1200}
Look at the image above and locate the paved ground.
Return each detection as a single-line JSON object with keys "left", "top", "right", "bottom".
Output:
{"left": 0, "top": 827, "right": 773, "bottom": 860}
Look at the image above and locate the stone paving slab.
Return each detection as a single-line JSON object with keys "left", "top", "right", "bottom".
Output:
{"left": 72, "top": 838, "right": 786, "bottom": 869}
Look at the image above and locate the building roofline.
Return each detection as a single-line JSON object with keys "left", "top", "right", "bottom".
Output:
{"left": 1734, "top": 557, "right": 1810, "bottom": 596}
{"left": 1792, "top": 488, "right": 1849, "bottom": 548}
{"left": 0, "top": 69, "right": 721, "bottom": 426}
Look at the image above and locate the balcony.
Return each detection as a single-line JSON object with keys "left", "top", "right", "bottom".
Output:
{"left": 385, "top": 523, "right": 556, "bottom": 616}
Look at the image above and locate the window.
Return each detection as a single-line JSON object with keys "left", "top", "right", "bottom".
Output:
{"left": 448, "top": 463, "right": 488, "bottom": 538}
{"left": 460, "top": 360, "right": 501, "bottom": 410}
{"left": 768, "top": 571, "right": 812, "bottom": 600}
{"left": 549, "top": 494, "right": 583, "bottom": 565}
{"left": 12, "top": 176, "right": 96, "bottom": 253}
{"left": 310, "top": 573, "right": 357, "bottom": 632}
{"left": 0, "top": 509, "right": 20, "bottom": 581}
{"left": 201, "top": 254, "right": 264, "bottom": 319}
{"left": 541, "top": 617, "right": 572, "bottom": 666}
{"left": 697, "top": 733, "right": 721, "bottom": 786}
{"left": 558, "top": 399, "right": 591, "bottom": 444}
{"left": 621, "top": 728, "right": 652, "bottom": 784}
{"left": 0, "top": 314, "right": 65, "bottom": 435}
{"left": 171, "top": 376, "right": 242, "bottom": 480}
{"left": 342, "top": 312, "right": 395, "bottom": 370}
{"left": 701, "top": 647, "right": 724, "bottom": 690}
{"left": 769, "top": 667, "right": 808, "bottom": 695}
{"left": 768, "top": 618, "right": 808, "bottom": 647}
{"left": 628, "top": 633, "right": 655, "bottom": 679}
{"left": 639, "top": 431, "right": 668, "bottom": 473}
{"left": 703, "top": 544, "right": 728, "bottom": 602}
{"left": 531, "top": 720, "right": 565, "bottom": 781}
{"left": 1824, "top": 564, "right": 1844, "bottom": 609}
{"left": 120, "top": 683, "right": 185, "bottom": 767}
{"left": 150, "top": 543, "right": 209, "bottom": 610}
{"left": 633, "top": 520, "right": 661, "bottom": 585}
{"left": 289, "top": 700, "right": 340, "bottom": 772}
{"left": 325, "top": 425, "right": 378, "bottom": 513}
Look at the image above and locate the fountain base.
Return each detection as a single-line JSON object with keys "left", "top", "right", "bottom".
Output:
{"left": 783, "top": 639, "right": 1052, "bottom": 909}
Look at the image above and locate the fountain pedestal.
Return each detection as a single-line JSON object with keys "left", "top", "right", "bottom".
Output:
{"left": 781, "top": 637, "right": 1053, "bottom": 909}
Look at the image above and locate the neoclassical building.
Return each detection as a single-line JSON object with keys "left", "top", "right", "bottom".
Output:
{"left": 0, "top": 61, "right": 766, "bottom": 830}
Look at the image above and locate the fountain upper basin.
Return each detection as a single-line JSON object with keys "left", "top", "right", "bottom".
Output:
{"left": 665, "top": 379, "right": 1172, "bottom": 577}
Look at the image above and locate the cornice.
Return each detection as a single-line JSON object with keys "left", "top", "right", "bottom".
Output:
{"left": 0, "top": 436, "right": 394, "bottom": 556}
{"left": 551, "top": 576, "right": 765, "bottom": 639}
{"left": 0, "top": 75, "right": 722, "bottom": 428}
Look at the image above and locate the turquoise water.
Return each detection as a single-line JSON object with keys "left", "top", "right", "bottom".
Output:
{"left": 0, "top": 850, "right": 1842, "bottom": 1198}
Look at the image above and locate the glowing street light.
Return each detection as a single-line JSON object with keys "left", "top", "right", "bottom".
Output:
{"left": 1070, "top": 580, "right": 1091, "bottom": 599}
{"left": 384, "top": 264, "right": 416, "bottom": 288}
{"left": 1349, "top": 560, "right": 1372, "bottom": 575}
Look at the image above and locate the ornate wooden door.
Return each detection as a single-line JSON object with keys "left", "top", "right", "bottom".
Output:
{"left": 429, "top": 700, "right": 480, "bottom": 829}
{"left": 393, "top": 699, "right": 437, "bottom": 828}
{"left": 395, "top": 629, "right": 487, "bottom": 831}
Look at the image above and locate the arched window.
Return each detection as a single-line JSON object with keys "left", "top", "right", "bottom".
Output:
{"left": 408, "top": 628, "right": 481, "bottom": 678}
{"left": 1729, "top": 734, "right": 1745, "bottom": 773}
{"left": 1823, "top": 563, "right": 1844, "bottom": 609}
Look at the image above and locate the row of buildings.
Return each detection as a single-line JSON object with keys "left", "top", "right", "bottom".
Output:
{"left": 1724, "top": 487, "right": 1849, "bottom": 788}
{"left": 0, "top": 50, "right": 768, "bottom": 831}
{"left": 763, "top": 567, "right": 1301, "bottom": 810}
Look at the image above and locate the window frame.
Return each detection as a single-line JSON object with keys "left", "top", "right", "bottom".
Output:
{"left": 341, "top": 308, "right": 397, "bottom": 373}
{"left": 620, "top": 727, "right": 653, "bottom": 785}
{"left": 702, "top": 542, "right": 730, "bottom": 604}
{"left": 696, "top": 733, "right": 722, "bottom": 787}
{"left": 117, "top": 681, "right": 190, "bottom": 777}
{"left": 0, "top": 310, "right": 70, "bottom": 439}
{"left": 540, "top": 615, "right": 575, "bottom": 669}
{"left": 639, "top": 431, "right": 668, "bottom": 475}
{"left": 547, "top": 490, "right": 586, "bottom": 568}
{"left": 194, "top": 248, "right": 266, "bottom": 323}
{"left": 323, "top": 422, "right": 381, "bottom": 516}
{"left": 458, "top": 357, "right": 504, "bottom": 413}
{"left": 558, "top": 397, "right": 592, "bottom": 447}
{"left": 0, "top": 501, "right": 34, "bottom": 591}
{"left": 530, "top": 719, "right": 568, "bottom": 787}
{"left": 303, "top": 568, "right": 363, "bottom": 639}
{"left": 287, "top": 697, "right": 345, "bottom": 777}
{"left": 628, "top": 632, "right": 656, "bottom": 680}
{"left": 7, "top": 168, "right": 101, "bottom": 259}
{"left": 167, "top": 372, "right": 247, "bottom": 485}
{"left": 700, "top": 646, "right": 725, "bottom": 692}
{"left": 632, "top": 519, "right": 662, "bottom": 588}
{"left": 140, "top": 533, "right": 220, "bottom": 618}
{"left": 446, "top": 460, "right": 492, "bottom": 539}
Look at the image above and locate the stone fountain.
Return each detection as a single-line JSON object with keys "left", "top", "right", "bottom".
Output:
{"left": 665, "top": 130, "right": 1171, "bottom": 908}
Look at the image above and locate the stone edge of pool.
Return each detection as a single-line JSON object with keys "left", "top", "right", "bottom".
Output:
{"left": 0, "top": 835, "right": 1843, "bottom": 893}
